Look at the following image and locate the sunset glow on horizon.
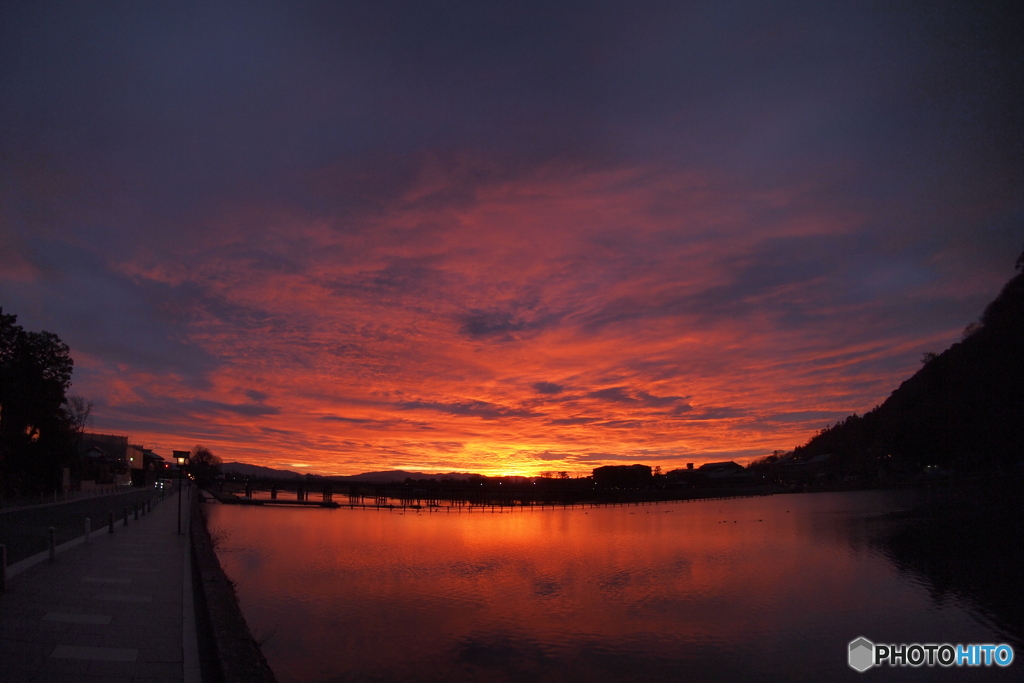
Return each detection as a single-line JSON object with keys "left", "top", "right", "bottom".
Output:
{"left": 2, "top": 1, "right": 1021, "bottom": 476}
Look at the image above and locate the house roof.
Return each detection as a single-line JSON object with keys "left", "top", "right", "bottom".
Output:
{"left": 699, "top": 461, "right": 743, "bottom": 470}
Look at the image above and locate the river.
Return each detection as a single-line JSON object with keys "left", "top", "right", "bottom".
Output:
{"left": 205, "top": 490, "right": 1018, "bottom": 682}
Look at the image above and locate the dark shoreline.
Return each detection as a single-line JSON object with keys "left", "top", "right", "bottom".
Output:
{"left": 868, "top": 477, "right": 1024, "bottom": 649}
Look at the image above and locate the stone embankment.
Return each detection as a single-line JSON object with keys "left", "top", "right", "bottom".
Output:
{"left": 190, "top": 489, "right": 277, "bottom": 683}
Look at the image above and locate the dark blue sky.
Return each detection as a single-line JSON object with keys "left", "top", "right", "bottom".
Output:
{"left": 1, "top": 1, "right": 1021, "bottom": 473}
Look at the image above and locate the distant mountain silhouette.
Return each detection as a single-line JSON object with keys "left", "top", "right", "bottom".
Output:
{"left": 793, "top": 250, "right": 1024, "bottom": 474}
{"left": 343, "top": 470, "right": 477, "bottom": 482}
{"left": 221, "top": 462, "right": 306, "bottom": 479}
{"left": 220, "top": 461, "right": 477, "bottom": 482}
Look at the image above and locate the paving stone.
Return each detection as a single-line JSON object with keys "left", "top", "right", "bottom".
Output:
{"left": 94, "top": 594, "right": 154, "bottom": 603}
{"left": 34, "top": 675, "right": 133, "bottom": 683}
{"left": 51, "top": 644, "right": 139, "bottom": 661}
{"left": 0, "top": 495, "right": 191, "bottom": 682}
{"left": 44, "top": 612, "right": 114, "bottom": 625}
{"left": 123, "top": 661, "right": 182, "bottom": 678}
{"left": 39, "top": 655, "right": 93, "bottom": 674}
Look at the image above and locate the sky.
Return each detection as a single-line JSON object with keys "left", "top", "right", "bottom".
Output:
{"left": 1, "top": 1, "right": 1022, "bottom": 476}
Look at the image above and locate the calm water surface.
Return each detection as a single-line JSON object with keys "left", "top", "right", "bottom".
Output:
{"left": 206, "top": 491, "right": 1016, "bottom": 682}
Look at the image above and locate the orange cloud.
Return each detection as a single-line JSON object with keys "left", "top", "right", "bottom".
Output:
{"left": 75, "top": 163, "right": 969, "bottom": 475}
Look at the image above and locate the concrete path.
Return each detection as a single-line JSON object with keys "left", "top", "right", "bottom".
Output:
{"left": 0, "top": 488, "right": 200, "bottom": 683}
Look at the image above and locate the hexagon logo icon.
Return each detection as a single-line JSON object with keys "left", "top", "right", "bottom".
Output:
{"left": 849, "top": 637, "right": 874, "bottom": 672}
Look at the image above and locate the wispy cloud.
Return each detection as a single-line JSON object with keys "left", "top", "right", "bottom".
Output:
{"left": 0, "top": 0, "right": 1020, "bottom": 474}
{"left": 397, "top": 400, "right": 542, "bottom": 420}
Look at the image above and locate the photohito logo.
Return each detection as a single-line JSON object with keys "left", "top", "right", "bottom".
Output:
{"left": 848, "top": 637, "right": 1014, "bottom": 671}
{"left": 849, "top": 638, "right": 875, "bottom": 672}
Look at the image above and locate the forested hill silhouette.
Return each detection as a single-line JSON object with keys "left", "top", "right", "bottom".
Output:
{"left": 792, "top": 250, "right": 1024, "bottom": 476}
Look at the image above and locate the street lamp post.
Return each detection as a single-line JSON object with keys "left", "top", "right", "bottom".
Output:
{"left": 175, "top": 451, "right": 189, "bottom": 535}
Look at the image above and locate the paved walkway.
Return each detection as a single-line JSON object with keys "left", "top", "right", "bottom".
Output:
{"left": 0, "top": 488, "right": 200, "bottom": 683}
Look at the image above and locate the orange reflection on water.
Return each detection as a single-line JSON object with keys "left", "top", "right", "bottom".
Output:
{"left": 206, "top": 492, "right": 1001, "bottom": 683}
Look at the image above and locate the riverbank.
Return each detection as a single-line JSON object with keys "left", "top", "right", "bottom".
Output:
{"left": 190, "top": 489, "right": 277, "bottom": 683}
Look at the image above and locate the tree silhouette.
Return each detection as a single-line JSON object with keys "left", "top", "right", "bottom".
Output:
{"left": 0, "top": 308, "right": 75, "bottom": 493}
{"left": 186, "top": 445, "right": 222, "bottom": 485}
{"left": 793, "top": 249, "right": 1024, "bottom": 475}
